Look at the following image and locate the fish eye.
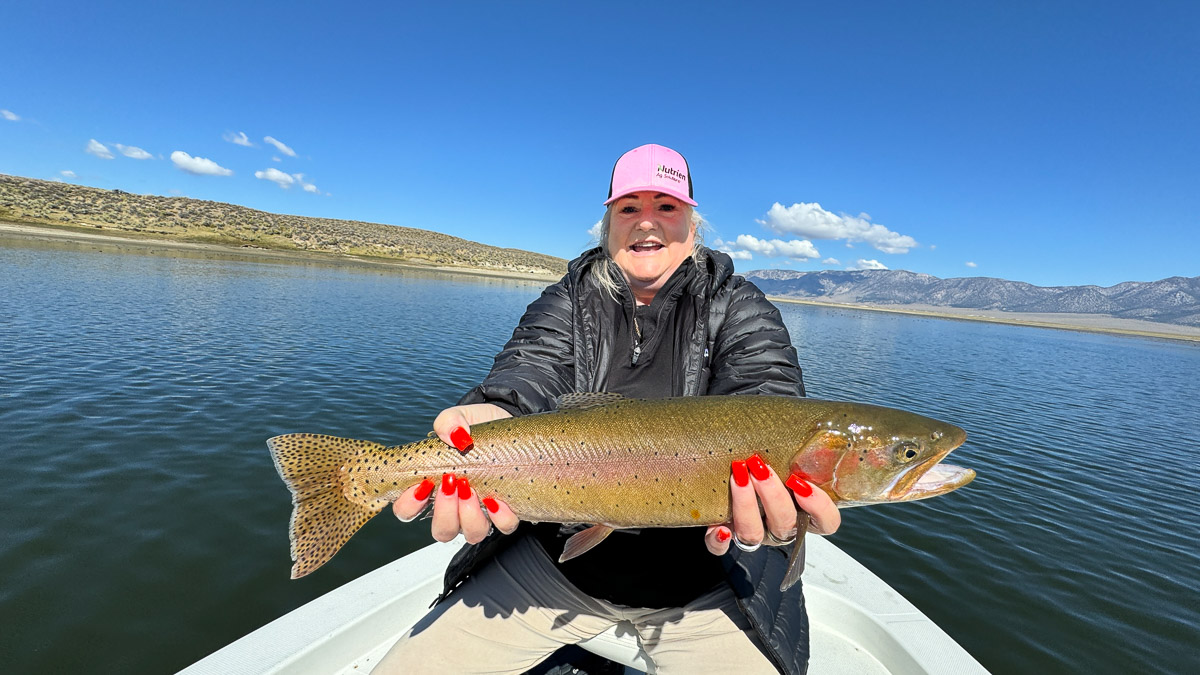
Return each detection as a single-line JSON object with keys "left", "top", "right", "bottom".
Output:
{"left": 894, "top": 441, "right": 920, "bottom": 462}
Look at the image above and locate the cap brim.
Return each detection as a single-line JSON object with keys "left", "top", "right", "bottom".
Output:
{"left": 603, "top": 186, "right": 697, "bottom": 207}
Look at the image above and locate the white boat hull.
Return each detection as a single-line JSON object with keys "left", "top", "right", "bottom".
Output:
{"left": 180, "top": 536, "right": 987, "bottom": 674}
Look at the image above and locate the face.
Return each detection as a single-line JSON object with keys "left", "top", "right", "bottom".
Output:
{"left": 606, "top": 191, "right": 696, "bottom": 303}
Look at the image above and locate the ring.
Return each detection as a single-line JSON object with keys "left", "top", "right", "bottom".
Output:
{"left": 732, "top": 534, "right": 761, "bottom": 552}
{"left": 764, "top": 528, "right": 799, "bottom": 546}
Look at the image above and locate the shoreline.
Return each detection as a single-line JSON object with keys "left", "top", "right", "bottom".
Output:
{"left": 771, "top": 297, "right": 1200, "bottom": 344}
{"left": 0, "top": 220, "right": 561, "bottom": 284}
{"left": 5, "top": 220, "right": 1196, "bottom": 344}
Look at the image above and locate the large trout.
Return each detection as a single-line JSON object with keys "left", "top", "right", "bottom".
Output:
{"left": 269, "top": 394, "right": 975, "bottom": 588}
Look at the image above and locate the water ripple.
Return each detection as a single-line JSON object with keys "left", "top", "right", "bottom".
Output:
{"left": 2, "top": 244, "right": 1199, "bottom": 674}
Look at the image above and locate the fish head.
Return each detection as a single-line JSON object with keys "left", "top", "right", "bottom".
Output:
{"left": 791, "top": 403, "right": 974, "bottom": 506}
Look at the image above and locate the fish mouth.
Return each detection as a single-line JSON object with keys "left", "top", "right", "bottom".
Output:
{"left": 899, "top": 463, "right": 976, "bottom": 501}
{"left": 886, "top": 424, "right": 971, "bottom": 501}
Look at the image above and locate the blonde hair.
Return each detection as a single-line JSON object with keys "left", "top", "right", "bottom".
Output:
{"left": 590, "top": 205, "right": 708, "bottom": 299}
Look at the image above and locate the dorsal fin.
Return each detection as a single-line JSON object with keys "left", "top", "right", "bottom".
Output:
{"left": 556, "top": 392, "right": 627, "bottom": 410}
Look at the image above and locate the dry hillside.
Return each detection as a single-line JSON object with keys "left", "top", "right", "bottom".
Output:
{"left": 0, "top": 174, "right": 568, "bottom": 276}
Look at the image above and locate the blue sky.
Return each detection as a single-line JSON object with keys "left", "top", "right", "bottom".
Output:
{"left": 2, "top": 1, "right": 1196, "bottom": 287}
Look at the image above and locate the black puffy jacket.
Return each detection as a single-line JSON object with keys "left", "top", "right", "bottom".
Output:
{"left": 440, "top": 246, "right": 810, "bottom": 674}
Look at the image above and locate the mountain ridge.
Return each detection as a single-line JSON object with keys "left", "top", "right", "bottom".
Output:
{"left": 744, "top": 269, "right": 1200, "bottom": 327}
{"left": 0, "top": 173, "right": 568, "bottom": 276}
{"left": 3, "top": 173, "right": 1194, "bottom": 326}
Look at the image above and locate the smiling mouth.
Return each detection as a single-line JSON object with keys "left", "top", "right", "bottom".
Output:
{"left": 630, "top": 241, "right": 664, "bottom": 254}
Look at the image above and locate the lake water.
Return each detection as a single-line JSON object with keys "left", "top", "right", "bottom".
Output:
{"left": 2, "top": 238, "right": 1198, "bottom": 674}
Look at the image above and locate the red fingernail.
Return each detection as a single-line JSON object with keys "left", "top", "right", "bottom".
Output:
{"left": 717, "top": 527, "right": 731, "bottom": 542}
{"left": 457, "top": 477, "right": 472, "bottom": 500}
{"left": 747, "top": 454, "right": 771, "bottom": 481}
{"left": 786, "top": 473, "right": 813, "bottom": 497}
{"left": 413, "top": 478, "right": 435, "bottom": 501}
{"left": 731, "top": 460, "right": 749, "bottom": 487}
{"left": 482, "top": 497, "right": 499, "bottom": 513}
{"left": 441, "top": 473, "right": 456, "bottom": 496}
{"left": 450, "top": 427, "right": 473, "bottom": 452}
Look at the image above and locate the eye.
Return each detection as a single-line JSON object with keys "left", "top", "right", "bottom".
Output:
{"left": 658, "top": 203, "right": 677, "bottom": 212}
{"left": 894, "top": 441, "right": 920, "bottom": 462}
{"left": 620, "top": 205, "right": 639, "bottom": 214}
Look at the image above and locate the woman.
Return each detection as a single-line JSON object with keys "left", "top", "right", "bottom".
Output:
{"left": 377, "top": 144, "right": 840, "bottom": 674}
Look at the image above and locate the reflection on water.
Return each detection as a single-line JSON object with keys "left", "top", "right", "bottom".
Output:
{"left": 1, "top": 239, "right": 1198, "bottom": 674}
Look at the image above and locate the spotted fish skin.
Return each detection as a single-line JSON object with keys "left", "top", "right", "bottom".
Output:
{"left": 268, "top": 395, "right": 973, "bottom": 580}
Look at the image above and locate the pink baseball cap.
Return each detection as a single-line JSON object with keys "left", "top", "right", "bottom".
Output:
{"left": 604, "top": 144, "right": 697, "bottom": 206}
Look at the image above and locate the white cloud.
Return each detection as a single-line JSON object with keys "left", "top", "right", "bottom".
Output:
{"left": 965, "top": 261, "right": 978, "bottom": 268}
{"left": 821, "top": 257, "right": 840, "bottom": 265}
{"left": 115, "top": 143, "right": 153, "bottom": 160}
{"left": 254, "top": 169, "right": 321, "bottom": 193}
{"left": 86, "top": 139, "right": 114, "bottom": 159}
{"left": 711, "top": 238, "right": 746, "bottom": 259}
{"left": 60, "top": 170, "right": 76, "bottom": 178}
{"left": 759, "top": 202, "right": 918, "bottom": 254}
{"left": 223, "top": 131, "right": 253, "bottom": 147}
{"left": 850, "top": 259, "right": 889, "bottom": 270}
{"left": 588, "top": 219, "right": 604, "bottom": 243}
{"left": 255, "top": 167, "right": 295, "bottom": 188}
{"left": 263, "top": 136, "right": 297, "bottom": 157}
{"left": 170, "top": 151, "right": 233, "bottom": 176}
{"left": 730, "top": 234, "right": 820, "bottom": 261}
{"left": 1, "top": 109, "right": 19, "bottom": 121}
{"left": 271, "top": 156, "right": 282, "bottom": 162}
{"left": 293, "top": 173, "right": 319, "bottom": 193}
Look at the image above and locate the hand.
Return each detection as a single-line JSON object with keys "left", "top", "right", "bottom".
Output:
{"left": 429, "top": 403, "right": 511, "bottom": 451}
{"left": 391, "top": 403, "right": 520, "bottom": 543}
{"left": 704, "top": 454, "right": 841, "bottom": 555}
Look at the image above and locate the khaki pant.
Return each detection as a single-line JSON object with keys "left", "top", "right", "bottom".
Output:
{"left": 373, "top": 537, "right": 779, "bottom": 674}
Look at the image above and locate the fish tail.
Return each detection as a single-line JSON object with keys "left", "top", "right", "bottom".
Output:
{"left": 267, "top": 433, "right": 390, "bottom": 579}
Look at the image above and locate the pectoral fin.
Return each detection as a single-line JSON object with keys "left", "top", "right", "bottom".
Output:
{"left": 779, "top": 514, "right": 808, "bottom": 591}
{"left": 559, "top": 524, "right": 615, "bottom": 562}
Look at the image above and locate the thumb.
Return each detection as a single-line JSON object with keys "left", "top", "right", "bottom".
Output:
{"left": 433, "top": 409, "right": 473, "bottom": 452}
